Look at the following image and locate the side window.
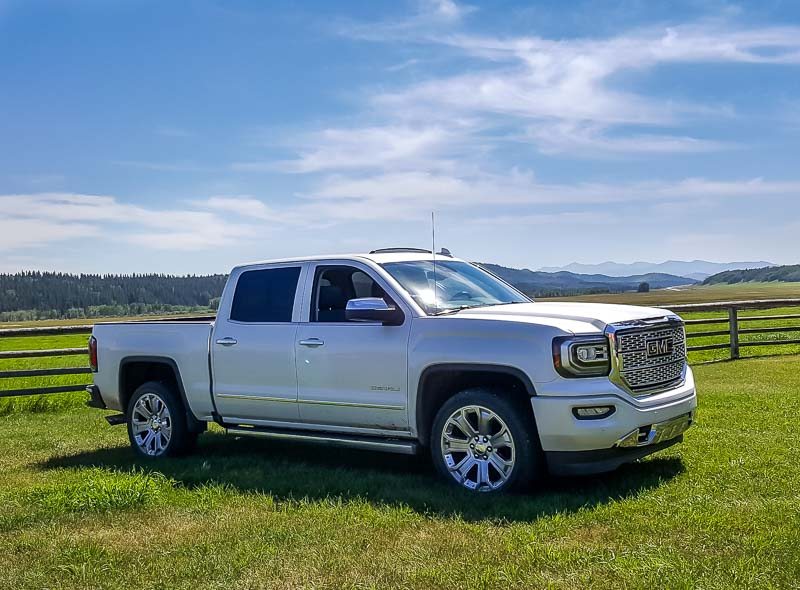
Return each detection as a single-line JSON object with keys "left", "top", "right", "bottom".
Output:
{"left": 312, "top": 266, "right": 389, "bottom": 323}
{"left": 230, "top": 267, "right": 301, "bottom": 323}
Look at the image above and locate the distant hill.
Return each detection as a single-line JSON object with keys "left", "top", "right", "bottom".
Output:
{"left": 539, "top": 260, "right": 775, "bottom": 280}
{"left": 703, "top": 264, "right": 800, "bottom": 285}
{"left": 480, "top": 264, "right": 696, "bottom": 297}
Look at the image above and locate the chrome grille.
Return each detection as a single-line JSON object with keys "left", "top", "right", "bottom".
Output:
{"left": 614, "top": 322, "right": 686, "bottom": 394}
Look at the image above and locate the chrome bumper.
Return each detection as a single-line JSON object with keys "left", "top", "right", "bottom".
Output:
{"left": 615, "top": 411, "right": 694, "bottom": 448}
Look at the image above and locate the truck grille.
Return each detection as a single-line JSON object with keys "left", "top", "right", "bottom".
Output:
{"left": 614, "top": 323, "right": 687, "bottom": 394}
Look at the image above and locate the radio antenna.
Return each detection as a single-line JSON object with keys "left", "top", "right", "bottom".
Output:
{"left": 431, "top": 211, "right": 438, "bottom": 314}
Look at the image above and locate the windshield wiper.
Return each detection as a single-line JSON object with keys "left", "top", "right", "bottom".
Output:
{"left": 431, "top": 304, "right": 487, "bottom": 316}
{"left": 431, "top": 301, "right": 527, "bottom": 315}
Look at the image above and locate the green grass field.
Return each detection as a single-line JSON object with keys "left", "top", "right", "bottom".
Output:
{"left": 0, "top": 356, "right": 798, "bottom": 589}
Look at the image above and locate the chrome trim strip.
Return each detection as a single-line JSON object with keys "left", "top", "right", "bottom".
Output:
{"left": 215, "top": 393, "right": 405, "bottom": 411}
{"left": 615, "top": 411, "right": 694, "bottom": 448}
{"left": 226, "top": 427, "right": 418, "bottom": 455}
{"left": 298, "top": 399, "right": 406, "bottom": 411}
{"left": 216, "top": 393, "right": 294, "bottom": 403}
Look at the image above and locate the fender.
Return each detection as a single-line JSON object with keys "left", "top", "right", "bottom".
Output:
{"left": 415, "top": 362, "right": 537, "bottom": 444}
{"left": 118, "top": 355, "right": 206, "bottom": 432}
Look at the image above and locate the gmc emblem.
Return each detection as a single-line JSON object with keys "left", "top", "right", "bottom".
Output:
{"left": 646, "top": 336, "right": 674, "bottom": 358}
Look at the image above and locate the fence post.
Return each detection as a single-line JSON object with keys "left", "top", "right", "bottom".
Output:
{"left": 728, "top": 307, "right": 740, "bottom": 360}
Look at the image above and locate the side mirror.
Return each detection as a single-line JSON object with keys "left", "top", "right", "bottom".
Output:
{"left": 345, "top": 297, "right": 404, "bottom": 326}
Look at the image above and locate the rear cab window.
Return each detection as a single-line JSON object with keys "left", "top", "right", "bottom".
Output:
{"left": 230, "top": 266, "right": 302, "bottom": 323}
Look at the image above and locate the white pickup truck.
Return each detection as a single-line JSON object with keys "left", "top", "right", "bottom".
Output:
{"left": 87, "top": 249, "right": 696, "bottom": 493}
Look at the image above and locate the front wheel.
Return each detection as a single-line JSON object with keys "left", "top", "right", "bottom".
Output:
{"left": 127, "top": 381, "right": 196, "bottom": 458}
{"left": 431, "top": 388, "right": 540, "bottom": 493}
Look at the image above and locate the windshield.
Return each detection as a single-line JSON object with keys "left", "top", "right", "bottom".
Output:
{"left": 381, "top": 260, "right": 530, "bottom": 315}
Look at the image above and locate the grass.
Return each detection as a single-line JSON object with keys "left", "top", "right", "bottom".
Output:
{"left": 0, "top": 356, "right": 799, "bottom": 588}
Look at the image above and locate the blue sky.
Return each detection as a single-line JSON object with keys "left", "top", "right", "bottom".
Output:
{"left": 2, "top": 0, "right": 800, "bottom": 274}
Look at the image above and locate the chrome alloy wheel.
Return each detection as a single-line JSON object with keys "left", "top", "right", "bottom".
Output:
{"left": 131, "top": 392, "right": 172, "bottom": 456}
{"left": 440, "top": 405, "right": 516, "bottom": 491}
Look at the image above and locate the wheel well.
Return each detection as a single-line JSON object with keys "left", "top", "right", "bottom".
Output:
{"left": 119, "top": 360, "right": 182, "bottom": 414}
{"left": 416, "top": 366, "right": 534, "bottom": 446}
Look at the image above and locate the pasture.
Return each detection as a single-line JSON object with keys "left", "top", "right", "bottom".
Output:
{"left": 1, "top": 356, "right": 799, "bottom": 588}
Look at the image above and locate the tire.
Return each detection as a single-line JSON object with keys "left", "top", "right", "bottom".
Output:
{"left": 126, "top": 381, "right": 197, "bottom": 458}
{"left": 430, "top": 388, "right": 540, "bottom": 493}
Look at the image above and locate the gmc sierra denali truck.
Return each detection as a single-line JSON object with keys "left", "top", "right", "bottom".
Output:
{"left": 87, "top": 249, "right": 696, "bottom": 493}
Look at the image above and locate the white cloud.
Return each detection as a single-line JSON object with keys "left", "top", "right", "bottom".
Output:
{"left": 423, "top": 0, "right": 473, "bottom": 22}
{"left": 301, "top": 171, "right": 800, "bottom": 220}
{"left": 0, "top": 193, "right": 260, "bottom": 252}
{"left": 334, "top": 22, "right": 800, "bottom": 155}
{"left": 198, "top": 195, "right": 278, "bottom": 219}
{"left": 337, "top": 0, "right": 473, "bottom": 41}
{"left": 2, "top": 174, "right": 797, "bottom": 266}
{"left": 467, "top": 211, "right": 616, "bottom": 226}
{"left": 265, "top": 125, "right": 469, "bottom": 174}
{"left": 524, "top": 121, "right": 730, "bottom": 155}
{"left": 0, "top": 217, "right": 99, "bottom": 250}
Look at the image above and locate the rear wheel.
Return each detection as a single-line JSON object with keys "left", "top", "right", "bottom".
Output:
{"left": 127, "top": 381, "right": 196, "bottom": 458}
{"left": 431, "top": 388, "right": 539, "bottom": 493}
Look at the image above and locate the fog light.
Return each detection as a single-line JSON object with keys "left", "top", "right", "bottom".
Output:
{"left": 573, "top": 405, "right": 615, "bottom": 419}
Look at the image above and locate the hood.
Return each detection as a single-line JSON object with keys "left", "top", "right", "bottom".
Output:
{"left": 451, "top": 301, "right": 675, "bottom": 333}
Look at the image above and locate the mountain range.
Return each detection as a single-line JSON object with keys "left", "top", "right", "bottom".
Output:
{"left": 480, "top": 264, "right": 695, "bottom": 297}
{"left": 538, "top": 260, "right": 775, "bottom": 281}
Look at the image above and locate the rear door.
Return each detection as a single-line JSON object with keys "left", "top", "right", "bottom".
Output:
{"left": 211, "top": 263, "right": 307, "bottom": 423}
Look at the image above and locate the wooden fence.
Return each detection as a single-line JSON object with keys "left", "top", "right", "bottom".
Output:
{"left": 0, "top": 316, "right": 213, "bottom": 399}
{"left": 1, "top": 300, "right": 799, "bottom": 399}
{"left": 669, "top": 298, "right": 800, "bottom": 360}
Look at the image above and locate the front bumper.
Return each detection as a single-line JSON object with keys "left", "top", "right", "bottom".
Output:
{"left": 545, "top": 436, "right": 684, "bottom": 476}
{"left": 531, "top": 372, "right": 697, "bottom": 475}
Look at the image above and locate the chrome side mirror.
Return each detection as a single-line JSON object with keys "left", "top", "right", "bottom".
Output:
{"left": 345, "top": 297, "right": 404, "bottom": 326}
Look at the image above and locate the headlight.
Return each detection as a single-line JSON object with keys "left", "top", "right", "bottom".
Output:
{"left": 553, "top": 335, "right": 611, "bottom": 378}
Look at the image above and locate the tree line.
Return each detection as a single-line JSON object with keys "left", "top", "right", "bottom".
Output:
{"left": 703, "top": 264, "right": 799, "bottom": 285}
{"left": 0, "top": 271, "right": 227, "bottom": 321}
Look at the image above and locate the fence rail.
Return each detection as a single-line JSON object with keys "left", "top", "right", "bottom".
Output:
{"left": 1, "top": 300, "right": 800, "bottom": 399}
{"left": 669, "top": 298, "right": 800, "bottom": 360}
{"left": 0, "top": 316, "right": 209, "bottom": 399}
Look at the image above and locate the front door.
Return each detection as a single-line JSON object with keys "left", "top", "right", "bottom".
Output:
{"left": 295, "top": 263, "right": 411, "bottom": 430}
{"left": 212, "top": 263, "right": 306, "bottom": 423}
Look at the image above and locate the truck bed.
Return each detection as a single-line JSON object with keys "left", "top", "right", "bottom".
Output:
{"left": 91, "top": 321, "right": 216, "bottom": 419}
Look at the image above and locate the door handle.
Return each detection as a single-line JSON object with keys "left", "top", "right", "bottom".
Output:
{"left": 299, "top": 338, "right": 324, "bottom": 347}
{"left": 215, "top": 337, "right": 238, "bottom": 347}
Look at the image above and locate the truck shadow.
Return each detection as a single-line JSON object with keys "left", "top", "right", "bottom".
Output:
{"left": 39, "top": 430, "right": 685, "bottom": 523}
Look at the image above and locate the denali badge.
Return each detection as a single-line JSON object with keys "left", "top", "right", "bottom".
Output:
{"left": 645, "top": 336, "right": 674, "bottom": 358}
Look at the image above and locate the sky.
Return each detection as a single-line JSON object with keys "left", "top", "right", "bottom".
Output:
{"left": 1, "top": 0, "right": 800, "bottom": 275}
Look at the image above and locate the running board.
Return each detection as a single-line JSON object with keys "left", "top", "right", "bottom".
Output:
{"left": 105, "top": 413, "right": 126, "bottom": 426}
{"left": 226, "top": 426, "right": 419, "bottom": 455}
